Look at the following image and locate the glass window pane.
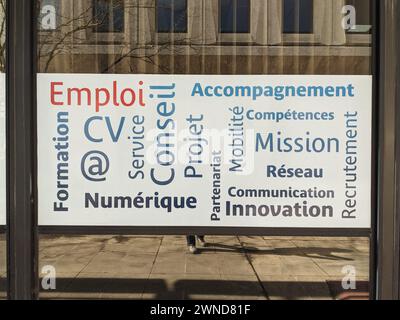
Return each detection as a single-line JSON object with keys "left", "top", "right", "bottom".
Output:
{"left": 236, "top": 0, "right": 250, "bottom": 33}
{"left": 37, "top": 0, "right": 373, "bottom": 301}
{"left": 173, "top": 0, "right": 187, "bottom": 32}
{"left": 220, "top": 0, "right": 235, "bottom": 33}
{"left": 93, "top": 0, "right": 124, "bottom": 33}
{"left": 0, "top": 0, "right": 5, "bottom": 300}
{"left": 157, "top": 0, "right": 187, "bottom": 33}
{"left": 220, "top": 0, "right": 250, "bottom": 33}
{"left": 283, "top": 0, "right": 313, "bottom": 33}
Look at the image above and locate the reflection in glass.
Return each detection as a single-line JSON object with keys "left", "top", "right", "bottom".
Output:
{"left": 37, "top": 0, "right": 373, "bottom": 301}
{"left": 37, "top": 0, "right": 372, "bottom": 75}
{"left": 93, "top": 0, "right": 124, "bottom": 33}
{"left": 157, "top": 0, "right": 187, "bottom": 33}
{"left": 346, "top": 0, "right": 372, "bottom": 33}
{"left": 220, "top": 0, "right": 250, "bottom": 33}
{"left": 283, "top": 0, "right": 313, "bottom": 33}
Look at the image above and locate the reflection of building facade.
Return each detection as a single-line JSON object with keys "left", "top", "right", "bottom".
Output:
{"left": 38, "top": 0, "right": 372, "bottom": 74}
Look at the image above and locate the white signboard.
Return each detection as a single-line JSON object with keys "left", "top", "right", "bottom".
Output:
{"left": 38, "top": 74, "right": 372, "bottom": 228}
{"left": 0, "top": 73, "right": 5, "bottom": 226}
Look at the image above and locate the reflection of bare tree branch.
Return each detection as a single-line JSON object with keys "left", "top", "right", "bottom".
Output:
{"left": 38, "top": 1, "right": 104, "bottom": 72}
{"left": 38, "top": 1, "right": 202, "bottom": 74}
{"left": 101, "top": 40, "right": 200, "bottom": 73}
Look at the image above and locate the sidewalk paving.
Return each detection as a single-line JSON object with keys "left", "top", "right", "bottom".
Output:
{"left": 0, "top": 235, "right": 370, "bottom": 300}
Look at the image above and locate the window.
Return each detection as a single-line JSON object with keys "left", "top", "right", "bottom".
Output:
{"left": 93, "top": 0, "right": 124, "bottom": 33}
{"left": 157, "top": 0, "right": 188, "bottom": 33}
{"left": 220, "top": 0, "right": 250, "bottom": 33}
{"left": 33, "top": 0, "right": 374, "bottom": 302}
{"left": 283, "top": 0, "right": 313, "bottom": 34}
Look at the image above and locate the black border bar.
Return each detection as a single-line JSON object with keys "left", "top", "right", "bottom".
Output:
{"left": 38, "top": 226, "right": 371, "bottom": 237}
{"left": 375, "top": 0, "right": 400, "bottom": 300}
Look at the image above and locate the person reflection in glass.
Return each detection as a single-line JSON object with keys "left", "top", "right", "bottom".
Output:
{"left": 186, "top": 235, "right": 206, "bottom": 254}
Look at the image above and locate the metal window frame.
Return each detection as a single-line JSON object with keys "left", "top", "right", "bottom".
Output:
{"left": 375, "top": 0, "right": 400, "bottom": 300}
{"left": 5, "top": 0, "right": 400, "bottom": 301}
{"left": 6, "top": 0, "right": 38, "bottom": 299}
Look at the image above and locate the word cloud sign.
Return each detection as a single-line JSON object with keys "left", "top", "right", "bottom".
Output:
{"left": 38, "top": 74, "right": 372, "bottom": 228}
